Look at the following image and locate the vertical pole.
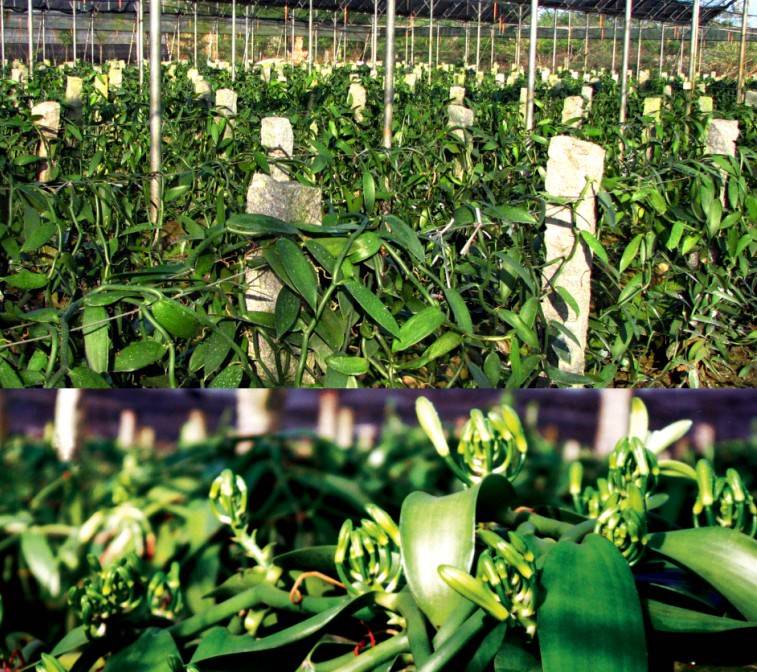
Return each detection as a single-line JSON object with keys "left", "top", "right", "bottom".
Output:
{"left": 252, "top": 7, "right": 256, "bottom": 62}
{"left": 515, "top": 5, "right": 521, "bottom": 66}
{"left": 371, "top": 0, "right": 378, "bottom": 70}
{"left": 73, "top": 0, "right": 77, "bottom": 63}
{"left": 343, "top": 6, "right": 347, "bottom": 63}
{"left": 475, "top": 0, "right": 481, "bottom": 70}
{"left": 551, "top": 9, "right": 557, "bottom": 71}
{"left": 27, "top": 0, "right": 33, "bottom": 74}
{"left": 383, "top": 0, "right": 395, "bottom": 148}
{"left": 404, "top": 19, "right": 408, "bottom": 62}
{"left": 678, "top": 27, "right": 684, "bottom": 75}
{"left": 410, "top": 14, "right": 414, "bottom": 64}
{"left": 176, "top": 13, "right": 181, "bottom": 62}
{"left": 333, "top": 11, "right": 337, "bottom": 63}
{"left": 688, "top": 0, "right": 699, "bottom": 82}
{"left": 244, "top": 5, "right": 249, "bottom": 66}
{"left": 193, "top": 1, "right": 197, "bottom": 66}
{"left": 231, "top": 0, "right": 236, "bottom": 79}
{"left": 737, "top": 0, "right": 748, "bottom": 102}
{"left": 150, "top": 0, "right": 162, "bottom": 233}
{"left": 1, "top": 0, "right": 5, "bottom": 69}
{"left": 464, "top": 21, "right": 469, "bottom": 67}
{"left": 428, "top": 0, "right": 433, "bottom": 79}
{"left": 436, "top": 23, "right": 440, "bottom": 66}
{"left": 583, "top": 12, "right": 589, "bottom": 73}
{"left": 525, "top": 0, "right": 538, "bottom": 131}
{"left": 611, "top": 15, "right": 617, "bottom": 72}
{"left": 138, "top": 0, "right": 144, "bottom": 87}
{"left": 490, "top": 23, "right": 494, "bottom": 69}
{"left": 636, "top": 20, "right": 642, "bottom": 77}
{"left": 566, "top": 10, "right": 571, "bottom": 67}
{"left": 307, "top": 0, "right": 312, "bottom": 72}
{"left": 698, "top": 25, "right": 704, "bottom": 73}
{"left": 658, "top": 23, "right": 664, "bottom": 76}
{"left": 291, "top": 9, "right": 295, "bottom": 65}
{"left": 41, "top": 10, "right": 45, "bottom": 62}
{"left": 89, "top": 10, "right": 94, "bottom": 65}
{"left": 619, "top": 0, "right": 633, "bottom": 124}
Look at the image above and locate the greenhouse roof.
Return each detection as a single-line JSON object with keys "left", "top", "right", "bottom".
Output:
{"left": 4, "top": 0, "right": 739, "bottom": 25}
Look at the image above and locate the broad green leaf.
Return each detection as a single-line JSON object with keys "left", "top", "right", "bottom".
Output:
{"left": 443, "top": 286, "right": 473, "bottom": 334}
{"left": 647, "top": 527, "right": 757, "bottom": 621}
{"left": 644, "top": 599, "right": 757, "bottom": 633}
{"left": 209, "top": 365, "right": 244, "bottom": 388}
{"left": 113, "top": 340, "right": 166, "bottom": 373}
{"left": 537, "top": 534, "right": 647, "bottom": 672}
{"left": 0, "top": 360, "right": 24, "bottom": 388}
{"left": 152, "top": 299, "right": 202, "bottom": 340}
{"left": 619, "top": 234, "right": 643, "bottom": 273}
{"left": 51, "top": 625, "right": 89, "bottom": 656}
{"left": 226, "top": 213, "right": 297, "bottom": 236}
{"left": 555, "top": 287, "right": 580, "bottom": 318}
{"left": 68, "top": 366, "right": 110, "bottom": 388}
{"left": 497, "top": 309, "right": 540, "bottom": 350}
{"left": 382, "top": 215, "right": 425, "bottom": 263}
{"left": 579, "top": 230, "right": 609, "bottom": 265}
{"left": 104, "top": 628, "right": 181, "bottom": 672}
{"left": 326, "top": 355, "right": 369, "bottom": 376}
{"left": 400, "top": 474, "right": 515, "bottom": 629}
{"left": 20, "top": 531, "right": 60, "bottom": 597}
{"left": 275, "top": 286, "right": 301, "bottom": 339}
{"left": 21, "top": 220, "right": 56, "bottom": 252}
{"left": 489, "top": 204, "right": 537, "bottom": 225}
{"left": 82, "top": 306, "right": 110, "bottom": 373}
{"left": 191, "top": 593, "right": 374, "bottom": 663}
{"left": 2, "top": 269, "right": 48, "bottom": 289}
{"left": 392, "top": 307, "right": 445, "bottom": 352}
{"left": 163, "top": 184, "right": 191, "bottom": 203}
{"left": 343, "top": 280, "right": 400, "bottom": 337}
{"left": 362, "top": 171, "right": 376, "bottom": 213}
{"left": 276, "top": 238, "right": 318, "bottom": 311}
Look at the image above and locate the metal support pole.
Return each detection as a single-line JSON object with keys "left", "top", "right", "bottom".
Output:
{"left": 688, "top": 0, "right": 699, "bottom": 82}
{"left": 737, "top": 0, "right": 748, "bottom": 102}
{"left": 138, "top": 0, "right": 144, "bottom": 87}
{"left": 27, "top": 0, "right": 33, "bottom": 74}
{"left": 636, "top": 20, "right": 642, "bottom": 77}
{"left": 308, "top": 0, "right": 313, "bottom": 72}
{"left": 551, "top": 9, "right": 557, "bottom": 71}
{"left": 475, "top": 0, "right": 481, "bottom": 70}
{"left": 372, "top": 0, "right": 377, "bottom": 69}
{"left": 436, "top": 23, "right": 440, "bottom": 66}
{"left": 73, "top": 0, "right": 77, "bottom": 62}
{"left": 383, "top": 0, "right": 395, "bottom": 148}
{"left": 515, "top": 5, "right": 521, "bottom": 66}
{"left": 291, "top": 9, "right": 295, "bottom": 65}
{"left": 193, "top": 1, "right": 197, "bottom": 66}
{"left": 566, "top": 11, "right": 571, "bottom": 67}
{"left": 658, "top": 23, "right": 664, "bottom": 76}
{"left": 231, "top": 0, "right": 236, "bottom": 79}
{"left": 244, "top": 5, "right": 249, "bottom": 66}
{"left": 490, "top": 23, "right": 494, "bottom": 69}
{"left": 343, "top": 6, "right": 347, "bottom": 63}
{"left": 464, "top": 21, "right": 469, "bottom": 67}
{"left": 332, "top": 11, "right": 337, "bottom": 63}
{"left": 525, "top": 0, "right": 538, "bottom": 131}
{"left": 410, "top": 14, "right": 414, "bottom": 64}
{"left": 428, "top": 0, "right": 433, "bottom": 78}
{"left": 89, "top": 10, "right": 94, "bottom": 64}
{"left": 1, "top": 0, "right": 5, "bottom": 69}
{"left": 149, "top": 0, "right": 162, "bottom": 232}
{"left": 252, "top": 7, "right": 256, "bottom": 63}
{"left": 698, "top": 25, "right": 704, "bottom": 73}
{"left": 611, "top": 15, "right": 617, "bottom": 72}
{"left": 619, "top": 0, "right": 632, "bottom": 124}
{"left": 176, "top": 13, "right": 181, "bottom": 62}
{"left": 41, "top": 10, "right": 45, "bottom": 62}
{"left": 583, "top": 13, "right": 589, "bottom": 73}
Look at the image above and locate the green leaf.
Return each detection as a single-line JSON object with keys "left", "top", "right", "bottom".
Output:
{"left": 443, "top": 286, "right": 473, "bottom": 334}
{"left": 104, "top": 628, "right": 181, "bottom": 672}
{"left": 327, "top": 355, "right": 369, "bottom": 376}
{"left": 400, "top": 474, "right": 516, "bottom": 629}
{"left": 392, "top": 307, "right": 445, "bottom": 353}
{"left": 152, "top": 299, "right": 202, "bottom": 340}
{"left": 644, "top": 599, "right": 757, "bottom": 633}
{"left": 555, "top": 287, "right": 580, "bottom": 318}
{"left": 489, "top": 204, "right": 536, "bottom": 225}
{"left": 275, "top": 286, "right": 301, "bottom": 339}
{"left": 68, "top": 366, "right": 110, "bottom": 388}
{"left": 363, "top": 170, "right": 376, "bottom": 213}
{"left": 163, "top": 184, "right": 192, "bottom": 203}
{"left": 82, "top": 306, "right": 110, "bottom": 373}
{"left": 647, "top": 527, "right": 757, "bottom": 621}
{"left": 113, "top": 340, "right": 166, "bottom": 373}
{"left": 579, "top": 230, "right": 609, "bottom": 265}
{"left": 538, "top": 534, "right": 646, "bottom": 672}
{"left": 21, "top": 220, "right": 56, "bottom": 253}
{"left": 619, "top": 234, "right": 643, "bottom": 273}
{"left": 382, "top": 215, "right": 425, "bottom": 263}
{"left": 0, "top": 360, "right": 24, "bottom": 388}
{"left": 226, "top": 213, "right": 297, "bottom": 236}
{"left": 344, "top": 280, "right": 401, "bottom": 337}
{"left": 2, "top": 269, "right": 48, "bottom": 289}
{"left": 209, "top": 365, "right": 244, "bottom": 388}
{"left": 191, "top": 593, "right": 374, "bottom": 663}
{"left": 20, "top": 531, "right": 60, "bottom": 597}
{"left": 51, "top": 625, "right": 89, "bottom": 656}
{"left": 276, "top": 238, "right": 318, "bottom": 311}
{"left": 497, "top": 309, "right": 540, "bottom": 350}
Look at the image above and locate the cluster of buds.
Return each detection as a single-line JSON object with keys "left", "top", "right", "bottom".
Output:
{"left": 209, "top": 469, "right": 274, "bottom": 568}
{"left": 68, "top": 554, "right": 143, "bottom": 638}
{"left": 335, "top": 504, "right": 402, "bottom": 596}
{"left": 439, "top": 530, "right": 538, "bottom": 636}
{"left": 693, "top": 460, "right": 757, "bottom": 537}
{"left": 147, "top": 562, "right": 184, "bottom": 620}
{"left": 78, "top": 503, "right": 155, "bottom": 567}
{"left": 416, "top": 397, "right": 527, "bottom": 486}
{"left": 569, "top": 441, "right": 654, "bottom": 567}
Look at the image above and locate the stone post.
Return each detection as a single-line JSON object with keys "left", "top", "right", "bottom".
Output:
{"left": 541, "top": 136, "right": 606, "bottom": 376}
{"left": 94, "top": 73, "right": 109, "bottom": 99}
{"left": 697, "top": 96, "right": 713, "bottom": 114}
{"left": 706, "top": 119, "right": 739, "bottom": 206}
{"left": 32, "top": 101, "right": 61, "bottom": 183}
{"left": 215, "top": 88, "right": 238, "bottom": 139}
{"left": 53, "top": 388, "right": 83, "bottom": 461}
{"left": 447, "top": 103, "right": 474, "bottom": 179}
{"left": 65, "top": 76, "right": 83, "bottom": 119}
{"left": 194, "top": 76, "right": 212, "bottom": 106}
{"left": 561, "top": 96, "right": 585, "bottom": 127}
{"left": 347, "top": 82, "right": 367, "bottom": 122}
{"left": 449, "top": 85, "right": 465, "bottom": 104}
